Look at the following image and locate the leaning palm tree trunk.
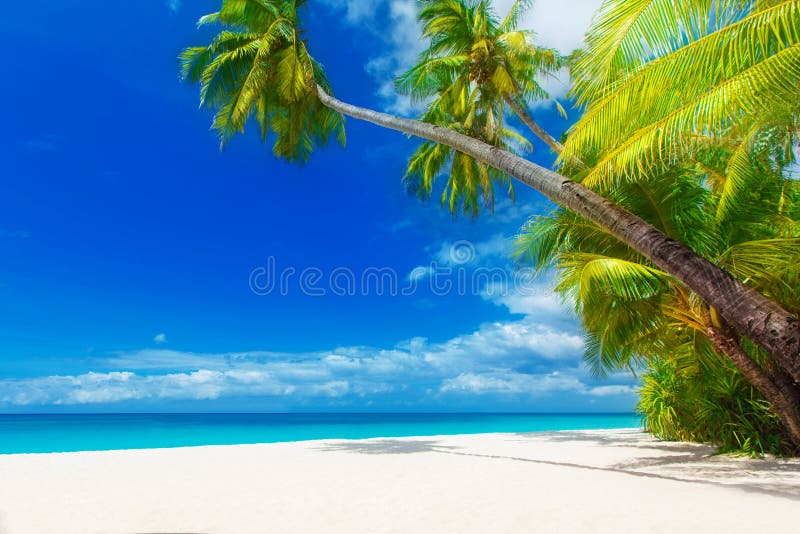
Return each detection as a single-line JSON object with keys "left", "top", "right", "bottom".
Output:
{"left": 711, "top": 328, "right": 800, "bottom": 449}
{"left": 502, "top": 94, "right": 564, "bottom": 154}
{"left": 707, "top": 326, "right": 800, "bottom": 449}
{"left": 316, "top": 86, "right": 800, "bottom": 383}
{"left": 771, "top": 367, "right": 800, "bottom": 410}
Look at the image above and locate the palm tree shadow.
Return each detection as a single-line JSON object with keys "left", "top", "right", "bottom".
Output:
{"left": 512, "top": 430, "right": 715, "bottom": 454}
{"left": 316, "top": 433, "right": 800, "bottom": 501}
{"left": 515, "top": 430, "right": 800, "bottom": 492}
{"left": 613, "top": 452, "right": 800, "bottom": 497}
{"left": 315, "top": 439, "right": 457, "bottom": 455}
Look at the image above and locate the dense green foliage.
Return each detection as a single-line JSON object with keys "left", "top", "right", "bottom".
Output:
{"left": 517, "top": 165, "right": 799, "bottom": 454}
{"left": 519, "top": 0, "right": 800, "bottom": 455}
{"left": 639, "top": 354, "right": 788, "bottom": 456}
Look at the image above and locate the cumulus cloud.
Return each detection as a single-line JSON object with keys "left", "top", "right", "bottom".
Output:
{"left": 440, "top": 372, "right": 637, "bottom": 398}
{"left": 0, "top": 370, "right": 295, "bottom": 406}
{"left": 438, "top": 319, "right": 583, "bottom": 361}
{"left": 440, "top": 371, "right": 584, "bottom": 395}
{"left": 153, "top": 333, "right": 168, "bottom": 345}
{"left": 404, "top": 234, "right": 518, "bottom": 288}
{"left": 484, "top": 284, "right": 570, "bottom": 321}
{"left": 493, "top": 0, "right": 602, "bottom": 54}
{"left": 587, "top": 385, "right": 640, "bottom": 397}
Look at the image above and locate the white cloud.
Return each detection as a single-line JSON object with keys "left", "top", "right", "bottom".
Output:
{"left": 485, "top": 284, "right": 567, "bottom": 317}
{"left": 103, "top": 348, "right": 235, "bottom": 370}
{"left": 166, "top": 0, "right": 181, "bottom": 14}
{"left": 0, "top": 370, "right": 295, "bottom": 406}
{"left": 441, "top": 372, "right": 637, "bottom": 399}
{"left": 414, "top": 233, "right": 574, "bottom": 323}
{"left": 531, "top": 68, "right": 572, "bottom": 107}
{"left": 440, "top": 371, "right": 584, "bottom": 395}
{"left": 0, "top": 354, "right": 637, "bottom": 406}
{"left": 587, "top": 385, "right": 639, "bottom": 397}
{"left": 325, "top": 0, "right": 386, "bottom": 24}
{"left": 153, "top": 333, "right": 168, "bottom": 345}
{"left": 493, "top": 0, "right": 602, "bottom": 54}
{"left": 438, "top": 318, "right": 583, "bottom": 361}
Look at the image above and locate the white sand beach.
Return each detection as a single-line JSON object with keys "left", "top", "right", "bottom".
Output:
{"left": 0, "top": 429, "right": 798, "bottom": 534}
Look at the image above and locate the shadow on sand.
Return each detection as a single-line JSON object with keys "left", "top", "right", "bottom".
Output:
{"left": 315, "top": 439, "right": 458, "bottom": 455}
{"left": 315, "top": 431, "right": 800, "bottom": 501}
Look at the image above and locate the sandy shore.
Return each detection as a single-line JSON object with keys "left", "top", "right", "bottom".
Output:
{"left": 0, "top": 429, "right": 798, "bottom": 533}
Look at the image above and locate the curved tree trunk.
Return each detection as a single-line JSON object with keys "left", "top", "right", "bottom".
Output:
{"left": 316, "top": 86, "right": 800, "bottom": 383}
{"left": 707, "top": 326, "right": 800, "bottom": 451}
{"left": 771, "top": 366, "right": 800, "bottom": 408}
{"left": 502, "top": 94, "right": 564, "bottom": 154}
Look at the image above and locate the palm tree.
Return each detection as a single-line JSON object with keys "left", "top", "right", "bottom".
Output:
{"left": 516, "top": 163, "right": 800, "bottom": 449}
{"left": 395, "top": 0, "right": 566, "bottom": 153}
{"left": 404, "top": 97, "right": 530, "bottom": 216}
{"left": 396, "top": 0, "right": 576, "bottom": 215}
{"left": 180, "top": 0, "right": 800, "bottom": 378}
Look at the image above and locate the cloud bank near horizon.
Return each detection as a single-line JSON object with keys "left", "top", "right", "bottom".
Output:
{"left": 0, "top": 234, "right": 636, "bottom": 410}
{"left": 0, "top": 313, "right": 635, "bottom": 408}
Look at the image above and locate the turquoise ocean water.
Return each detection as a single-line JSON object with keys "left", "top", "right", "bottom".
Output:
{"left": 0, "top": 413, "right": 639, "bottom": 454}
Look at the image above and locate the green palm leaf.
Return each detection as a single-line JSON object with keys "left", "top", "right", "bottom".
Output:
{"left": 564, "top": 0, "right": 800, "bottom": 188}
{"left": 179, "top": 0, "right": 344, "bottom": 162}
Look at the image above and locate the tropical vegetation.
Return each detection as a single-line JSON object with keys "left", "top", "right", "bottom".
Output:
{"left": 518, "top": 0, "right": 800, "bottom": 453}
{"left": 516, "top": 161, "right": 800, "bottom": 454}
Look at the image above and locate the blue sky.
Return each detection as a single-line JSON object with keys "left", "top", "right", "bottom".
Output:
{"left": 0, "top": 0, "right": 637, "bottom": 412}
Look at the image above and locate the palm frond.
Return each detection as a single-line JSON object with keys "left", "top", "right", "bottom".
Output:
{"left": 179, "top": 0, "right": 345, "bottom": 162}
{"left": 571, "top": 0, "right": 745, "bottom": 104}
{"left": 719, "top": 238, "right": 800, "bottom": 299}
{"left": 563, "top": 0, "right": 800, "bottom": 188}
{"left": 499, "top": 0, "right": 534, "bottom": 32}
